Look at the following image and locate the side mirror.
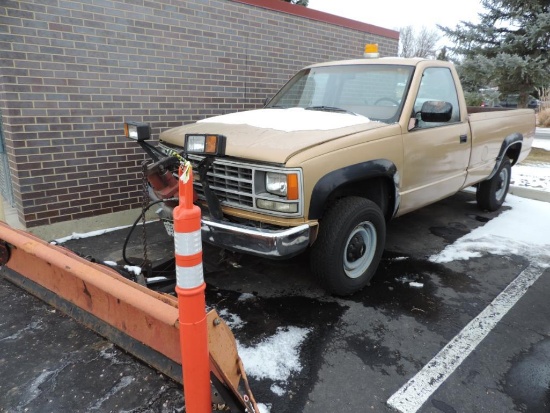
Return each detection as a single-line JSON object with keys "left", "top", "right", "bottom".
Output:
{"left": 420, "top": 101, "right": 453, "bottom": 123}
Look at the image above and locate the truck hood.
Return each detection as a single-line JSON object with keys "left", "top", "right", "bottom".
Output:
{"left": 159, "top": 108, "right": 387, "bottom": 163}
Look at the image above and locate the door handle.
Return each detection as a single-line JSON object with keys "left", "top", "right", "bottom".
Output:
{"left": 459, "top": 134, "right": 468, "bottom": 143}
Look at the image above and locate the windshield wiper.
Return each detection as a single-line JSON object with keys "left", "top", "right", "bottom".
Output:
{"left": 305, "top": 106, "right": 358, "bottom": 116}
{"left": 268, "top": 105, "right": 289, "bottom": 109}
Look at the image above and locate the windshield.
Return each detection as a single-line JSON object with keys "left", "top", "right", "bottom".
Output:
{"left": 266, "top": 64, "right": 414, "bottom": 123}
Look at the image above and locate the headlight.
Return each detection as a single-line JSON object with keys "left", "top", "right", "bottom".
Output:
{"left": 266, "top": 172, "right": 299, "bottom": 200}
{"left": 257, "top": 170, "right": 301, "bottom": 214}
{"left": 266, "top": 172, "right": 287, "bottom": 196}
{"left": 185, "top": 134, "right": 226, "bottom": 156}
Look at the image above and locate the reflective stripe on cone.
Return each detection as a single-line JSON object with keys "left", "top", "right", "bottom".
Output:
{"left": 174, "top": 230, "right": 202, "bottom": 256}
{"left": 174, "top": 229, "right": 204, "bottom": 289}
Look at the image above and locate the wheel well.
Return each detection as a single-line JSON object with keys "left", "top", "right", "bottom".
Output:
{"left": 505, "top": 142, "right": 521, "bottom": 166}
{"left": 324, "top": 177, "right": 395, "bottom": 221}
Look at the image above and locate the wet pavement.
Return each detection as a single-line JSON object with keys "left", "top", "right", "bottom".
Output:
{"left": 1, "top": 190, "right": 549, "bottom": 413}
{"left": 0, "top": 276, "right": 184, "bottom": 413}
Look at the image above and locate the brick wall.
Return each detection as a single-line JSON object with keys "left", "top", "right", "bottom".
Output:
{"left": 0, "top": 0, "right": 399, "bottom": 228}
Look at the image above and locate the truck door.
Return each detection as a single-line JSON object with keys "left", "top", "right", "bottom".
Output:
{"left": 399, "top": 67, "right": 471, "bottom": 214}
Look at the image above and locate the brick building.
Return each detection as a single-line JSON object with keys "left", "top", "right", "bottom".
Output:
{"left": 0, "top": 0, "right": 399, "bottom": 237}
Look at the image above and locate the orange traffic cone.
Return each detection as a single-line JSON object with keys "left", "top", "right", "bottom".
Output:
{"left": 173, "top": 163, "right": 211, "bottom": 413}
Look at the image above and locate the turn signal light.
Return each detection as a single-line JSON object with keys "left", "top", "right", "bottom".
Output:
{"left": 287, "top": 174, "right": 299, "bottom": 200}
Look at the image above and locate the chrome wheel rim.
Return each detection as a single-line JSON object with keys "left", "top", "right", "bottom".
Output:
{"left": 343, "top": 221, "right": 377, "bottom": 279}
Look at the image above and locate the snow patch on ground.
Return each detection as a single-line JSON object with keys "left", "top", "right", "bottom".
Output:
{"left": 0, "top": 320, "right": 44, "bottom": 341}
{"left": 237, "top": 293, "right": 256, "bottom": 302}
{"left": 430, "top": 195, "right": 550, "bottom": 267}
{"left": 218, "top": 309, "right": 245, "bottom": 330}
{"left": 88, "top": 376, "right": 134, "bottom": 411}
{"left": 270, "top": 383, "right": 285, "bottom": 396}
{"left": 238, "top": 326, "right": 311, "bottom": 384}
{"left": 257, "top": 403, "right": 272, "bottom": 413}
{"left": 99, "top": 345, "right": 129, "bottom": 366}
{"left": 510, "top": 138, "right": 550, "bottom": 192}
{"left": 511, "top": 164, "right": 550, "bottom": 192}
{"left": 51, "top": 220, "right": 158, "bottom": 244}
{"left": 52, "top": 225, "right": 132, "bottom": 244}
{"left": 215, "top": 309, "right": 310, "bottom": 398}
{"left": 533, "top": 137, "right": 550, "bottom": 151}
{"left": 123, "top": 265, "right": 142, "bottom": 276}
{"left": 395, "top": 276, "right": 424, "bottom": 288}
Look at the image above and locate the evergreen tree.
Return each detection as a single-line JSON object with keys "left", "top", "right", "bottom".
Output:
{"left": 440, "top": 0, "right": 550, "bottom": 107}
{"left": 436, "top": 46, "right": 449, "bottom": 61}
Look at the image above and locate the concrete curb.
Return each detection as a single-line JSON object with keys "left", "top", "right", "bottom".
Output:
{"left": 509, "top": 185, "right": 550, "bottom": 203}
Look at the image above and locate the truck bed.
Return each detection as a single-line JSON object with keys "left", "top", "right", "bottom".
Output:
{"left": 464, "top": 107, "right": 535, "bottom": 186}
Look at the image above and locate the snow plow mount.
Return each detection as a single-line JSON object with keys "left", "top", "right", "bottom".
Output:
{"left": 0, "top": 221, "right": 257, "bottom": 412}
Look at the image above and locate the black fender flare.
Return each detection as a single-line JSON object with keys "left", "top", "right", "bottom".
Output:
{"left": 487, "top": 132, "right": 523, "bottom": 180}
{"left": 308, "top": 159, "right": 400, "bottom": 220}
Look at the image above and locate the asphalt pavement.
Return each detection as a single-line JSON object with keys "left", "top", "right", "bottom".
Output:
{"left": 2, "top": 188, "right": 549, "bottom": 413}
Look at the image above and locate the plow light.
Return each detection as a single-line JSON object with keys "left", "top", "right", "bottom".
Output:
{"left": 185, "top": 134, "right": 226, "bottom": 156}
{"left": 124, "top": 121, "right": 151, "bottom": 141}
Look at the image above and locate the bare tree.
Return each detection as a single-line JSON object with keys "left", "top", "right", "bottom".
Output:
{"left": 399, "top": 26, "right": 439, "bottom": 58}
{"left": 399, "top": 26, "right": 415, "bottom": 58}
{"left": 536, "top": 86, "right": 550, "bottom": 111}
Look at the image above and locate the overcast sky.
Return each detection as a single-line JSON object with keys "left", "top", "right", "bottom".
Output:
{"left": 307, "top": 0, "right": 484, "bottom": 34}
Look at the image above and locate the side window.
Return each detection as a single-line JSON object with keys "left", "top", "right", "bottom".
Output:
{"left": 413, "top": 67, "right": 460, "bottom": 129}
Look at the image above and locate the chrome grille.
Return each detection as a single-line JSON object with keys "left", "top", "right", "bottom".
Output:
{"left": 157, "top": 142, "right": 303, "bottom": 217}
{"left": 189, "top": 156, "right": 254, "bottom": 208}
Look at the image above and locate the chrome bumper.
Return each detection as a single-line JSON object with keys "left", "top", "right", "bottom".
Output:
{"left": 201, "top": 219, "right": 311, "bottom": 258}
{"left": 154, "top": 197, "right": 312, "bottom": 258}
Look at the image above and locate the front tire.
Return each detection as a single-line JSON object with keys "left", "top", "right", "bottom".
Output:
{"left": 476, "top": 156, "right": 511, "bottom": 212}
{"left": 311, "top": 197, "right": 386, "bottom": 296}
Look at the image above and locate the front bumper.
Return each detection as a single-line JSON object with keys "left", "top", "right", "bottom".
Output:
{"left": 153, "top": 192, "right": 312, "bottom": 258}
{"left": 201, "top": 218, "right": 311, "bottom": 258}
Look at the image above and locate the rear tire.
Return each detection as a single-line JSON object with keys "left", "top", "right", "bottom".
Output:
{"left": 311, "top": 197, "right": 386, "bottom": 296}
{"left": 476, "top": 156, "right": 511, "bottom": 212}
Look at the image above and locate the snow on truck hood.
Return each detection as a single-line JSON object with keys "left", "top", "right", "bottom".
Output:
{"left": 198, "top": 107, "right": 370, "bottom": 132}
{"left": 160, "top": 108, "right": 384, "bottom": 163}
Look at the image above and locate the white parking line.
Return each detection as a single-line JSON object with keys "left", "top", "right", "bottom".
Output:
{"left": 387, "top": 264, "right": 546, "bottom": 413}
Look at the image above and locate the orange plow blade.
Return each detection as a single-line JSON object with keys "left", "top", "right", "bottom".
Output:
{"left": 0, "top": 221, "right": 258, "bottom": 412}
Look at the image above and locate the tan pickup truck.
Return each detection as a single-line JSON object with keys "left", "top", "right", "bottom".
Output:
{"left": 127, "top": 57, "right": 535, "bottom": 295}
